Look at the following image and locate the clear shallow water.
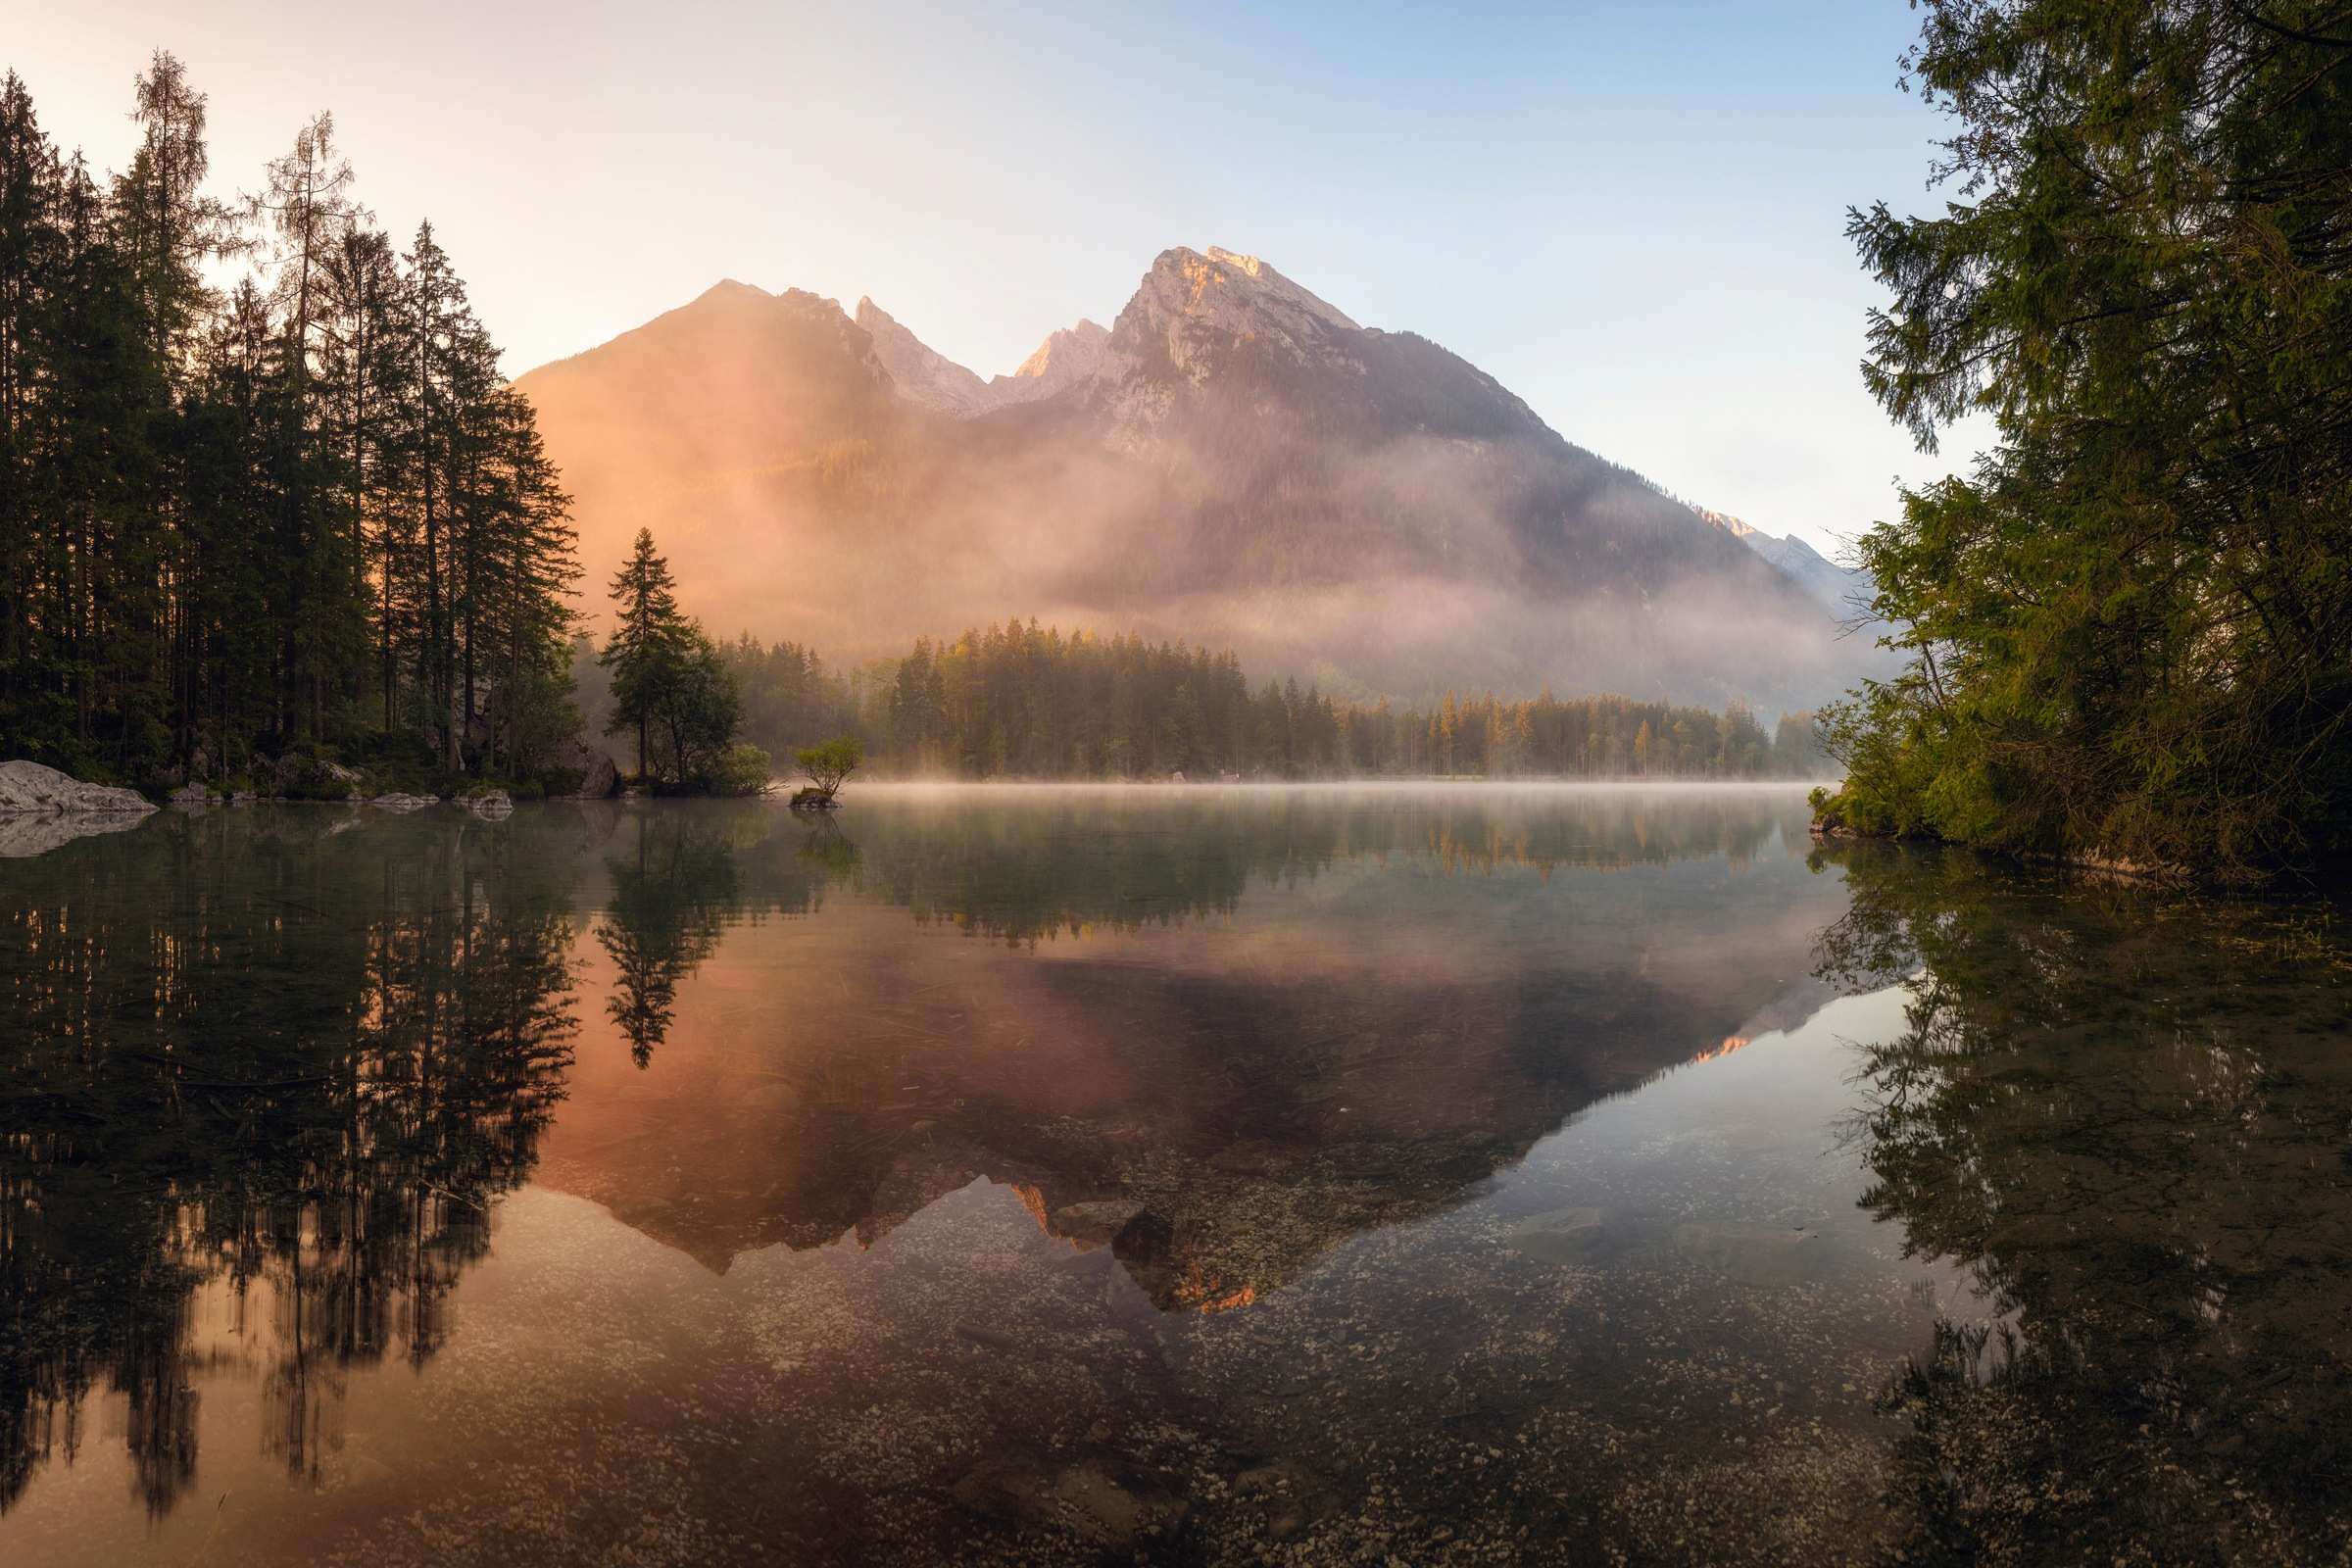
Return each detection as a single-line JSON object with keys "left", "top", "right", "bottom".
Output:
{"left": 0, "top": 786, "right": 2345, "bottom": 1566}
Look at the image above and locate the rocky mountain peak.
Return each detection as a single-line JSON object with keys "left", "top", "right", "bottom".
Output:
{"left": 1119, "top": 245, "right": 1360, "bottom": 355}
{"left": 992, "top": 318, "right": 1109, "bottom": 402}
{"left": 856, "top": 296, "right": 1002, "bottom": 417}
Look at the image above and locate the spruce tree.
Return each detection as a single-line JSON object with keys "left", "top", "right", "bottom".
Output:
{"left": 1823, "top": 0, "right": 2352, "bottom": 867}
{"left": 601, "top": 527, "right": 687, "bottom": 780}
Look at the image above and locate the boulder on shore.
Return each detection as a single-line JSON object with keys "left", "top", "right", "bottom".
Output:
{"left": 371, "top": 793, "right": 439, "bottom": 812}
{"left": 0, "top": 760, "right": 156, "bottom": 815}
{"left": 462, "top": 790, "right": 514, "bottom": 818}
{"left": 573, "top": 749, "right": 616, "bottom": 799}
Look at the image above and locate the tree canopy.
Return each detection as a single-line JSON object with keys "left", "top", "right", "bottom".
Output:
{"left": 0, "top": 55, "right": 579, "bottom": 792}
{"left": 1818, "top": 1, "right": 2352, "bottom": 869}
{"left": 713, "top": 619, "right": 1826, "bottom": 781}
{"left": 598, "top": 527, "right": 759, "bottom": 792}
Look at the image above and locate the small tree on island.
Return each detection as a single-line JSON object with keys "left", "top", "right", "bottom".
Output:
{"left": 791, "top": 734, "right": 863, "bottom": 809}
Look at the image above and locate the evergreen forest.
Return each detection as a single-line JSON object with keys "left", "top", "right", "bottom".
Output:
{"left": 1816, "top": 0, "right": 2352, "bottom": 871}
{"left": 0, "top": 57, "right": 580, "bottom": 793}
{"left": 706, "top": 619, "right": 1827, "bottom": 782}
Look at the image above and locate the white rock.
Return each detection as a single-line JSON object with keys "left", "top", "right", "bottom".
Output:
{"left": 0, "top": 760, "right": 156, "bottom": 815}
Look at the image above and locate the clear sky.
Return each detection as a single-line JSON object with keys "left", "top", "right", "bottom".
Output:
{"left": 3, "top": 0, "right": 1982, "bottom": 555}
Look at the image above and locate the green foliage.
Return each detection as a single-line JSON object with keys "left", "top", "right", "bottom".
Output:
{"left": 709, "top": 743, "right": 772, "bottom": 797}
{"left": 0, "top": 58, "right": 579, "bottom": 788}
{"left": 599, "top": 529, "right": 745, "bottom": 791}
{"left": 792, "top": 733, "right": 863, "bottom": 804}
{"left": 1821, "top": 1, "right": 2352, "bottom": 869}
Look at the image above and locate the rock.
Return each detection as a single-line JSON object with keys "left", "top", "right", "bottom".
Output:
{"left": 1052, "top": 1200, "right": 1146, "bottom": 1249}
{"left": 1672, "top": 1222, "right": 1824, "bottom": 1288}
{"left": 1504, "top": 1205, "right": 1613, "bottom": 1265}
{"left": 463, "top": 790, "right": 514, "bottom": 817}
{"left": 370, "top": 793, "right": 438, "bottom": 812}
{"left": 951, "top": 1459, "right": 1183, "bottom": 1548}
{"left": 319, "top": 761, "right": 362, "bottom": 785}
{"left": 0, "top": 760, "right": 156, "bottom": 815}
{"left": 168, "top": 782, "right": 210, "bottom": 810}
{"left": 573, "top": 749, "right": 616, "bottom": 799}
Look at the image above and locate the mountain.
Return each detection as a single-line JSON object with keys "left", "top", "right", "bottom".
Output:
{"left": 515, "top": 246, "right": 1885, "bottom": 708}
{"left": 1697, "top": 511, "right": 1875, "bottom": 622}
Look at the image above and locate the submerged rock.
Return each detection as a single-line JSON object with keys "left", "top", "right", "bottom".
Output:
{"left": 951, "top": 1457, "right": 1185, "bottom": 1547}
{"left": 0, "top": 760, "right": 155, "bottom": 815}
{"left": 1672, "top": 1222, "right": 1823, "bottom": 1287}
{"left": 1505, "top": 1205, "right": 1613, "bottom": 1264}
{"left": 1051, "top": 1200, "right": 1147, "bottom": 1249}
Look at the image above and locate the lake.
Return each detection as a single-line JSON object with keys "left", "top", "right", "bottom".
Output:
{"left": 1, "top": 785, "right": 2345, "bottom": 1566}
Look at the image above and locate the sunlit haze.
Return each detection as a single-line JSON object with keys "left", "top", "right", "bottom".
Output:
{"left": 7, "top": 0, "right": 1985, "bottom": 554}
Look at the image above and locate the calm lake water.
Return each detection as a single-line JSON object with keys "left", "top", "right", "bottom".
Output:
{"left": 1, "top": 785, "right": 2345, "bottom": 1566}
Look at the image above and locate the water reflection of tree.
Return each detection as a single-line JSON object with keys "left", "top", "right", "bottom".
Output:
{"left": 834, "top": 792, "right": 1804, "bottom": 944}
{"left": 1816, "top": 846, "right": 2352, "bottom": 1565}
{"left": 599, "top": 814, "right": 741, "bottom": 1066}
{"left": 0, "top": 808, "right": 584, "bottom": 1516}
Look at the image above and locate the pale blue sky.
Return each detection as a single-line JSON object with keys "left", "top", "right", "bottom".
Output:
{"left": 4, "top": 0, "right": 1980, "bottom": 553}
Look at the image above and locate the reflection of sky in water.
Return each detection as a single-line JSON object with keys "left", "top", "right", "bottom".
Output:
{"left": 5, "top": 789, "right": 2344, "bottom": 1565}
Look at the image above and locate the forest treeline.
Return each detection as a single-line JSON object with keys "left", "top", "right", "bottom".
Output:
{"left": 704, "top": 619, "right": 1827, "bottom": 780}
{"left": 0, "top": 57, "right": 580, "bottom": 790}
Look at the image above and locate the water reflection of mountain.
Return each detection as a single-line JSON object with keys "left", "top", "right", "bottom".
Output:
{"left": 0, "top": 791, "right": 1840, "bottom": 1522}
{"left": 1815, "top": 845, "right": 2352, "bottom": 1566}
{"left": 542, "top": 791, "right": 1843, "bottom": 1310}
{"left": 0, "top": 808, "right": 590, "bottom": 1516}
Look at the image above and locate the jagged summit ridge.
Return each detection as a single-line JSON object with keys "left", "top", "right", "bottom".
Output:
{"left": 994, "top": 318, "right": 1107, "bottom": 401}
{"left": 1102, "top": 245, "right": 1363, "bottom": 386}
{"left": 855, "top": 297, "right": 1001, "bottom": 417}
{"left": 848, "top": 245, "right": 1366, "bottom": 422}
{"left": 855, "top": 297, "right": 1108, "bottom": 416}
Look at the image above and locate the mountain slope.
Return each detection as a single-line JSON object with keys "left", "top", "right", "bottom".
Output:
{"left": 515, "top": 249, "right": 1880, "bottom": 708}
